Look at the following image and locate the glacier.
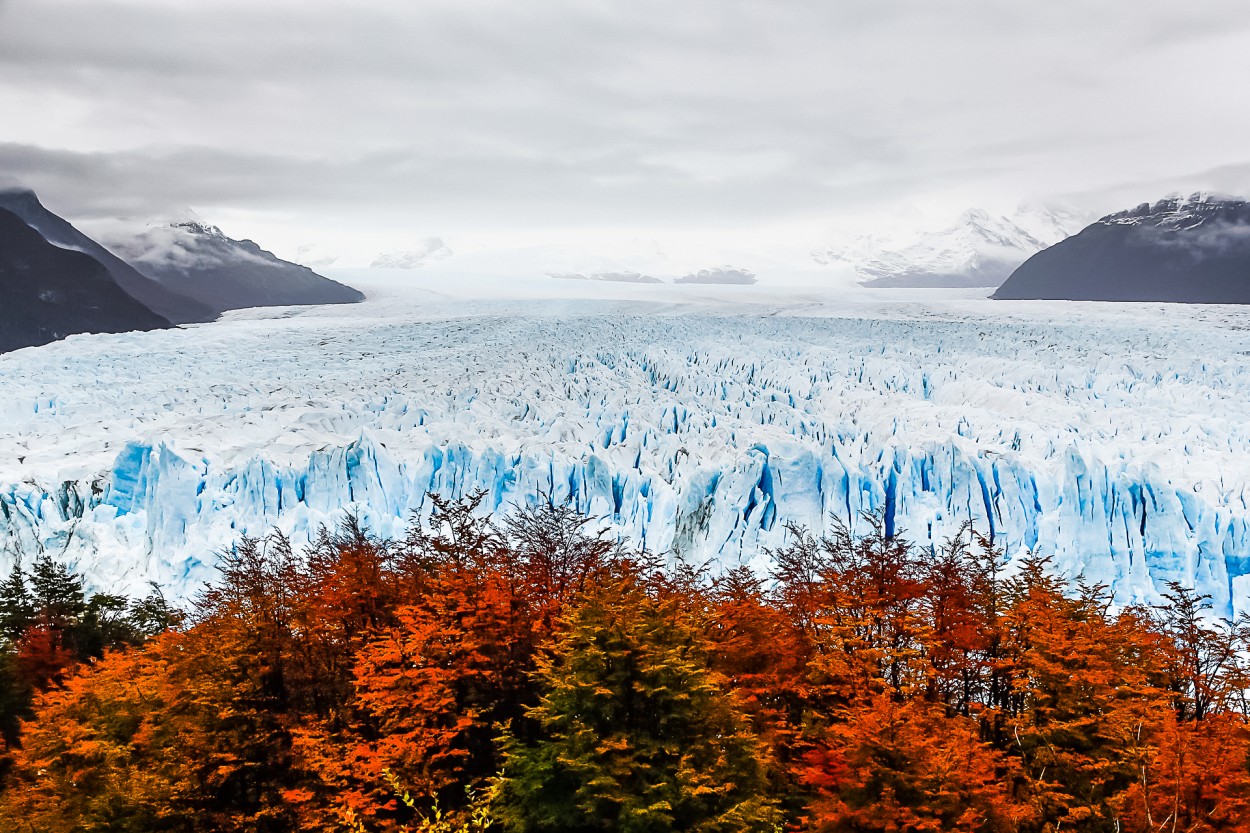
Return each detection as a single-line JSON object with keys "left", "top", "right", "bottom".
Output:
{"left": 3, "top": 274, "right": 1250, "bottom": 615}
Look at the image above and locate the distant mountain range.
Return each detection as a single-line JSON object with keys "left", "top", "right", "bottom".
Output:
{"left": 675, "top": 267, "right": 758, "bottom": 285}
{"left": 0, "top": 188, "right": 365, "bottom": 354}
{"left": 550, "top": 271, "right": 663, "bottom": 283}
{"left": 545, "top": 267, "right": 759, "bottom": 285}
{"left": 0, "top": 207, "right": 169, "bottom": 353}
{"left": 814, "top": 205, "right": 1088, "bottom": 287}
{"left": 995, "top": 194, "right": 1250, "bottom": 303}
{"left": 10, "top": 183, "right": 1250, "bottom": 358}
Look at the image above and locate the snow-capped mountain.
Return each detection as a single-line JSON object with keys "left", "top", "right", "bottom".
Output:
{"left": 814, "top": 205, "right": 1088, "bottom": 288}
{"left": 371, "top": 237, "right": 454, "bottom": 269}
{"left": 100, "top": 211, "right": 365, "bottom": 314}
{"left": 5, "top": 275, "right": 1250, "bottom": 620}
{"left": 995, "top": 193, "right": 1250, "bottom": 303}
{"left": 1097, "top": 192, "right": 1250, "bottom": 230}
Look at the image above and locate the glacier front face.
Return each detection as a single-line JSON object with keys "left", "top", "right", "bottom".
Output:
{"left": 3, "top": 276, "right": 1250, "bottom": 615}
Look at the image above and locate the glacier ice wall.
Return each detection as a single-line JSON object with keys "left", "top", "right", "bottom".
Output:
{"left": 3, "top": 296, "right": 1250, "bottom": 614}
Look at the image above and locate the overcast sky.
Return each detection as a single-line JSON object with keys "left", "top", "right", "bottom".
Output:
{"left": 4, "top": 0, "right": 1250, "bottom": 260}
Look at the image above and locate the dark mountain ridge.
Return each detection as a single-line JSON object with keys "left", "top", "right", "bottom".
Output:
{"left": 0, "top": 208, "right": 171, "bottom": 354}
{"left": 0, "top": 189, "right": 216, "bottom": 324}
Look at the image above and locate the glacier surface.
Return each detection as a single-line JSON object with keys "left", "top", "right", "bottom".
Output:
{"left": 3, "top": 274, "right": 1250, "bottom": 615}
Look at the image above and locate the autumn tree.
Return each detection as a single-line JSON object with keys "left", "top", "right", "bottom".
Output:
{"left": 0, "top": 556, "right": 177, "bottom": 755}
{"left": 168, "top": 533, "right": 307, "bottom": 831}
{"left": 777, "top": 522, "right": 1022, "bottom": 832}
{"left": 333, "top": 556, "right": 533, "bottom": 828}
{"left": 4, "top": 501, "right": 1250, "bottom": 833}
{"left": 288, "top": 497, "right": 620, "bottom": 831}
{"left": 800, "top": 694, "right": 1023, "bottom": 833}
{"left": 1117, "top": 583, "right": 1250, "bottom": 831}
{"left": 1151, "top": 582, "right": 1250, "bottom": 721}
{"left": 703, "top": 566, "right": 809, "bottom": 815}
{"left": 0, "top": 638, "right": 184, "bottom": 831}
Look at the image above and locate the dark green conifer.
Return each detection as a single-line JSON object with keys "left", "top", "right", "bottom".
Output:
{"left": 28, "top": 553, "right": 87, "bottom": 623}
{"left": 493, "top": 564, "right": 780, "bottom": 833}
{"left": 0, "top": 562, "right": 34, "bottom": 643}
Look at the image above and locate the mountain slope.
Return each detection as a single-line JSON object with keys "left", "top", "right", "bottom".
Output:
{"left": 0, "top": 208, "right": 170, "bottom": 353}
{"left": 994, "top": 194, "right": 1250, "bottom": 303}
{"left": 104, "top": 214, "right": 365, "bottom": 314}
{"left": 0, "top": 189, "right": 215, "bottom": 324}
{"left": 815, "top": 205, "right": 1086, "bottom": 288}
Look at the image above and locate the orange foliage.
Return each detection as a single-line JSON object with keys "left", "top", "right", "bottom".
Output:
{"left": 800, "top": 695, "right": 1025, "bottom": 832}
{"left": 1, "top": 507, "right": 1249, "bottom": 833}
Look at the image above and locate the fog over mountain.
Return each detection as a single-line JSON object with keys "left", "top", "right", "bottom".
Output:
{"left": 98, "top": 213, "right": 365, "bottom": 314}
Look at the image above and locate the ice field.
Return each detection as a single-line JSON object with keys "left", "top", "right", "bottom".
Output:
{"left": 3, "top": 271, "right": 1250, "bottom": 614}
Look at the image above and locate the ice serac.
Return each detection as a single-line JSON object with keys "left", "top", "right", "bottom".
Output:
{"left": 3, "top": 299, "right": 1250, "bottom": 616}
{"left": 5, "top": 431, "right": 1246, "bottom": 617}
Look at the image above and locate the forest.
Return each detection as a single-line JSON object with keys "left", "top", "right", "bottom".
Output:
{"left": 0, "top": 494, "right": 1247, "bottom": 833}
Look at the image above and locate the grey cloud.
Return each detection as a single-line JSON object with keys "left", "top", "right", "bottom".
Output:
{"left": 0, "top": 138, "right": 923, "bottom": 231}
{"left": 3, "top": 0, "right": 1250, "bottom": 237}
{"left": 1060, "top": 162, "right": 1250, "bottom": 219}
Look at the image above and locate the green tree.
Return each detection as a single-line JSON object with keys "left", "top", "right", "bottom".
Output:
{"left": 492, "top": 563, "right": 780, "bottom": 833}
{"left": 28, "top": 552, "right": 87, "bottom": 623}
{"left": 0, "top": 562, "right": 34, "bottom": 642}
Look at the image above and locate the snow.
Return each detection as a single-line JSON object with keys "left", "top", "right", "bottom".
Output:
{"left": 812, "top": 204, "right": 1088, "bottom": 286}
{"left": 4, "top": 271, "right": 1250, "bottom": 616}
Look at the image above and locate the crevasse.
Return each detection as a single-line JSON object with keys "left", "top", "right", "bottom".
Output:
{"left": 2, "top": 299, "right": 1249, "bottom": 613}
